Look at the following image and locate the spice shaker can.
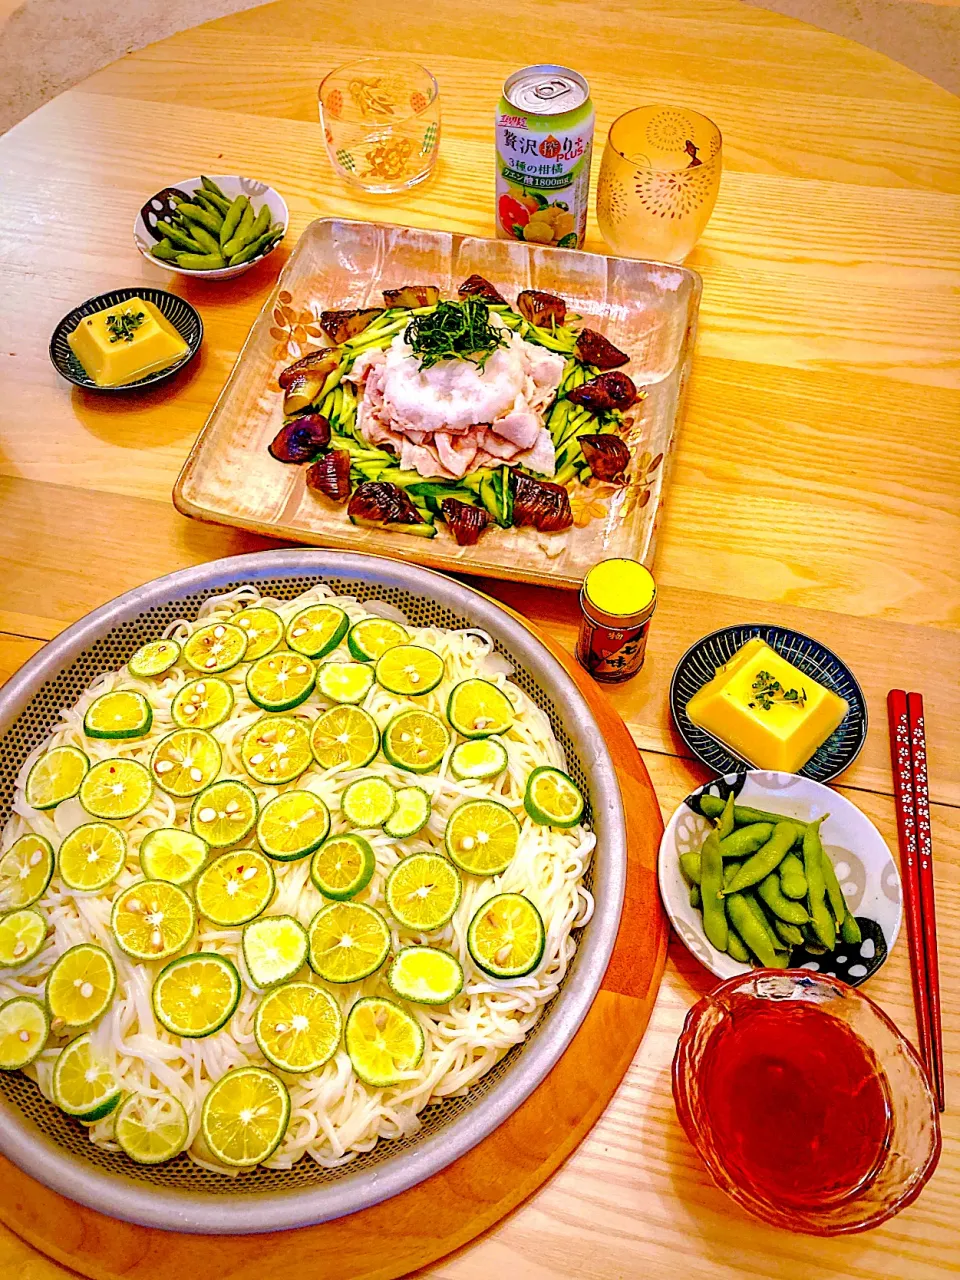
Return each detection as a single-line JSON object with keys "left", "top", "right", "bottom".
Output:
{"left": 576, "top": 558, "right": 657, "bottom": 683}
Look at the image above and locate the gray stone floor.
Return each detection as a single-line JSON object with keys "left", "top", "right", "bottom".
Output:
{"left": 1, "top": 0, "right": 957, "bottom": 135}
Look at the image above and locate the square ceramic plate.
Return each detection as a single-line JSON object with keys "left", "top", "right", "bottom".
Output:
{"left": 174, "top": 219, "right": 701, "bottom": 589}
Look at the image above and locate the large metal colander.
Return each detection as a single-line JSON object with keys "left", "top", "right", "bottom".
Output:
{"left": 0, "top": 551, "right": 625, "bottom": 1233}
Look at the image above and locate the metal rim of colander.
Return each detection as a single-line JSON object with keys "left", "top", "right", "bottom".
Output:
{"left": 0, "top": 549, "right": 626, "bottom": 1234}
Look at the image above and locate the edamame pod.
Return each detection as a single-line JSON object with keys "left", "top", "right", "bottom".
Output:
{"left": 718, "top": 823, "right": 774, "bottom": 859}
{"left": 803, "top": 816, "right": 836, "bottom": 950}
{"left": 840, "top": 911, "right": 862, "bottom": 945}
{"left": 726, "top": 893, "right": 780, "bottom": 967}
{"left": 700, "top": 795, "right": 808, "bottom": 832}
{"left": 175, "top": 251, "right": 227, "bottom": 270}
{"left": 226, "top": 229, "right": 279, "bottom": 266}
{"left": 726, "top": 930, "right": 751, "bottom": 964}
{"left": 198, "top": 185, "right": 231, "bottom": 214}
{"left": 200, "top": 174, "right": 229, "bottom": 200}
{"left": 773, "top": 919, "right": 804, "bottom": 948}
{"left": 723, "top": 822, "right": 797, "bottom": 895}
{"left": 150, "top": 239, "right": 178, "bottom": 261}
{"left": 689, "top": 883, "right": 701, "bottom": 910}
{"left": 223, "top": 203, "right": 256, "bottom": 258}
{"left": 679, "top": 852, "right": 701, "bottom": 885}
{"left": 722, "top": 860, "right": 742, "bottom": 889}
{"left": 820, "top": 846, "right": 847, "bottom": 928}
{"left": 156, "top": 220, "right": 203, "bottom": 253}
{"left": 717, "top": 791, "right": 736, "bottom": 839}
{"left": 778, "top": 852, "right": 807, "bottom": 899}
{"left": 699, "top": 831, "right": 727, "bottom": 952}
{"left": 176, "top": 201, "right": 223, "bottom": 236}
{"left": 757, "top": 872, "right": 810, "bottom": 925}
{"left": 248, "top": 203, "right": 271, "bottom": 243}
{"left": 188, "top": 223, "right": 222, "bottom": 255}
{"left": 801, "top": 924, "right": 828, "bottom": 955}
{"left": 192, "top": 191, "right": 227, "bottom": 221}
{"left": 219, "top": 194, "right": 248, "bottom": 247}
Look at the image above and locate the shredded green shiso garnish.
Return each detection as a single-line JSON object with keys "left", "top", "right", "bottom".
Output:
{"left": 405, "top": 299, "right": 507, "bottom": 371}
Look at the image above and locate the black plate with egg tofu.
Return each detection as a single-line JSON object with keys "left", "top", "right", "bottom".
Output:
{"left": 669, "top": 624, "right": 867, "bottom": 784}
{"left": 50, "top": 287, "right": 202, "bottom": 392}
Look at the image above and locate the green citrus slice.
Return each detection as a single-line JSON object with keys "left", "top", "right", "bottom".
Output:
{"left": 382, "top": 709, "right": 450, "bottom": 774}
{"left": 246, "top": 652, "right": 316, "bottom": 711}
{"left": 241, "top": 716, "right": 312, "bottom": 786}
{"left": 52, "top": 1033, "right": 121, "bottom": 1120}
{"left": 0, "top": 908, "right": 46, "bottom": 968}
{"left": 341, "top": 775, "right": 395, "bottom": 828}
{"left": 231, "top": 607, "right": 284, "bottom": 660}
{"left": 467, "top": 892, "right": 545, "bottom": 978}
{"left": 307, "top": 901, "right": 390, "bottom": 983}
{"left": 444, "top": 799, "right": 521, "bottom": 876}
{"left": 195, "top": 849, "right": 275, "bottom": 927}
{"left": 127, "top": 639, "right": 181, "bottom": 679}
{"left": 345, "top": 996, "right": 424, "bottom": 1087}
{"left": 256, "top": 790, "right": 330, "bottom": 861}
{"left": 171, "top": 677, "right": 234, "bottom": 730}
{"left": 201, "top": 1066, "right": 290, "bottom": 1168}
{"left": 111, "top": 879, "right": 195, "bottom": 960}
{"left": 347, "top": 617, "right": 409, "bottom": 662}
{"left": 115, "top": 1093, "right": 190, "bottom": 1164}
{"left": 310, "top": 705, "right": 380, "bottom": 770}
{"left": 57, "top": 822, "right": 127, "bottom": 892}
{"left": 375, "top": 644, "right": 445, "bottom": 696}
{"left": 79, "top": 758, "right": 153, "bottom": 820}
{"left": 139, "top": 827, "right": 208, "bottom": 884}
{"left": 316, "top": 660, "right": 375, "bottom": 706}
{"left": 0, "top": 996, "right": 49, "bottom": 1070}
{"left": 387, "top": 946, "right": 463, "bottom": 1005}
{"left": 182, "top": 622, "right": 248, "bottom": 673}
{"left": 25, "top": 746, "right": 89, "bottom": 811}
{"left": 446, "top": 679, "right": 514, "bottom": 739}
{"left": 524, "top": 766, "right": 584, "bottom": 828}
{"left": 383, "top": 786, "right": 431, "bottom": 839}
{"left": 152, "top": 952, "right": 241, "bottom": 1037}
{"left": 150, "top": 728, "right": 222, "bottom": 797}
{"left": 83, "top": 690, "right": 153, "bottom": 740}
{"left": 285, "top": 604, "right": 349, "bottom": 659}
{"left": 46, "top": 943, "right": 116, "bottom": 1029}
{"left": 309, "top": 833, "right": 375, "bottom": 900}
{"left": 450, "top": 739, "right": 508, "bottom": 781}
{"left": 254, "top": 982, "right": 342, "bottom": 1073}
{"left": 190, "top": 779, "right": 258, "bottom": 848}
{"left": 0, "top": 834, "right": 54, "bottom": 909}
{"left": 384, "top": 852, "right": 462, "bottom": 932}
{"left": 242, "top": 915, "right": 308, "bottom": 988}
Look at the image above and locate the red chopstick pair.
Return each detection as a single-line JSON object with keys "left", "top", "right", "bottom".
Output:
{"left": 887, "top": 690, "right": 945, "bottom": 1111}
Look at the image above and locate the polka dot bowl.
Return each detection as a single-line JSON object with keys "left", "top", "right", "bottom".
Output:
{"left": 658, "top": 770, "right": 902, "bottom": 985}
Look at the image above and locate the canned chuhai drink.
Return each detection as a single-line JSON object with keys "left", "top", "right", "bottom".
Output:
{"left": 496, "top": 65, "right": 595, "bottom": 250}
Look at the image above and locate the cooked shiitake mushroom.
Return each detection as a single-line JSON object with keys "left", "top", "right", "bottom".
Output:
{"left": 268, "top": 415, "right": 331, "bottom": 464}
{"left": 278, "top": 348, "right": 341, "bottom": 390}
{"left": 578, "top": 434, "right": 631, "bottom": 483}
{"left": 575, "top": 328, "right": 630, "bottom": 370}
{"left": 567, "top": 370, "right": 639, "bottom": 413}
{"left": 382, "top": 285, "right": 441, "bottom": 308}
{"left": 306, "top": 449, "right": 352, "bottom": 501}
{"left": 348, "top": 481, "right": 426, "bottom": 529}
{"left": 516, "top": 289, "right": 566, "bottom": 327}
{"left": 511, "top": 471, "right": 573, "bottom": 533}
{"left": 457, "top": 274, "right": 506, "bottom": 305}
{"left": 319, "top": 308, "right": 384, "bottom": 344}
{"left": 440, "top": 498, "right": 491, "bottom": 546}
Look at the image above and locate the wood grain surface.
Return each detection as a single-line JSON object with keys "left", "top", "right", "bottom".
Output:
{"left": 0, "top": 0, "right": 957, "bottom": 1276}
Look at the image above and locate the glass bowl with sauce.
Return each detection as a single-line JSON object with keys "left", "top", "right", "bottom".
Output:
{"left": 672, "top": 970, "right": 940, "bottom": 1234}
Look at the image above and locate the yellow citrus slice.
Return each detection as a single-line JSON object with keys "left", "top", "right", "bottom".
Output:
{"left": 195, "top": 849, "right": 275, "bottom": 927}
{"left": 57, "top": 822, "right": 127, "bottom": 892}
{"left": 449, "top": 739, "right": 508, "bottom": 781}
{"left": 0, "top": 834, "right": 54, "bottom": 909}
{"left": 0, "top": 907, "right": 46, "bottom": 968}
{"left": 152, "top": 953, "right": 241, "bottom": 1037}
{"left": 316, "top": 661, "right": 374, "bottom": 705}
{"left": 242, "top": 915, "right": 308, "bottom": 988}
{"left": 200, "top": 1066, "right": 290, "bottom": 1167}
{"left": 384, "top": 852, "right": 462, "bottom": 931}
{"left": 310, "top": 705, "right": 380, "bottom": 770}
{"left": 444, "top": 799, "right": 521, "bottom": 876}
{"left": 79, "top": 758, "right": 153, "bottom": 820}
{"left": 127, "top": 639, "right": 181, "bottom": 678}
{"left": 307, "top": 901, "right": 390, "bottom": 983}
{"left": 254, "top": 982, "right": 342, "bottom": 1073}
{"left": 374, "top": 644, "right": 444, "bottom": 696}
{"left": 467, "top": 892, "right": 545, "bottom": 978}
{"left": 382, "top": 709, "right": 450, "bottom": 773}
{"left": 182, "top": 622, "right": 248, "bottom": 674}
{"left": 246, "top": 652, "right": 316, "bottom": 712}
{"left": 52, "top": 1033, "right": 121, "bottom": 1120}
{"left": 446, "top": 678, "right": 514, "bottom": 738}
{"left": 231, "top": 607, "right": 284, "bottom": 661}
{"left": 240, "top": 716, "right": 312, "bottom": 786}
{"left": 387, "top": 946, "right": 464, "bottom": 1005}
{"left": 46, "top": 943, "right": 117, "bottom": 1029}
{"left": 524, "top": 766, "right": 585, "bottom": 827}
{"left": 25, "top": 745, "right": 89, "bottom": 811}
{"left": 285, "top": 604, "right": 349, "bottom": 659}
{"left": 256, "top": 790, "right": 330, "bottom": 861}
{"left": 83, "top": 690, "right": 153, "bottom": 740}
{"left": 171, "top": 677, "right": 234, "bottom": 730}
{"left": 0, "top": 996, "right": 49, "bottom": 1070}
{"left": 139, "top": 827, "right": 208, "bottom": 884}
{"left": 347, "top": 617, "right": 409, "bottom": 662}
{"left": 111, "top": 879, "right": 196, "bottom": 960}
{"left": 345, "top": 996, "right": 424, "bottom": 1087}
{"left": 190, "top": 779, "right": 258, "bottom": 848}
{"left": 383, "top": 786, "right": 431, "bottom": 839}
{"left": 150, "top": 728, "right": 222, "bottom": 797}
{"left": 341, "top": 775, "right": 395, "bottom": 828}
{"left": 115, "top": 1093, "right": 189, "bottom": 1164}
{"left": 309, "top": 833, "right": 375, "bottom": 900}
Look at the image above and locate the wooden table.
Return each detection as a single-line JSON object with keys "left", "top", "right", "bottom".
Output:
{"left": 0, "top": 0, "right": 958, "bottom": 1275}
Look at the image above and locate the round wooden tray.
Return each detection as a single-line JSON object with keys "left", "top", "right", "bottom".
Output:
{"left": 0, "top": 622, "right": 667, "bottom": 1280}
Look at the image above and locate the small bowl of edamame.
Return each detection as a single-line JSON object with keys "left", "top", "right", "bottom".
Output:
{"left": 659, "top": 770, "right": 902, "bottom": 985}
{"left": 134, "top": 175, "right": 289, "bottom": 280}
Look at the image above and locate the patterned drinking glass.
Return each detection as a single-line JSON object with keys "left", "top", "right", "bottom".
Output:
{"left": 597, "top": 105, "right": 721, "bottom": 262}
{"left": 319, "top": 58, "right": 440, "bottom": 195}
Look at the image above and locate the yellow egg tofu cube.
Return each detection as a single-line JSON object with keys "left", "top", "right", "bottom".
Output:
{"left": 67, "top": 298, "right": 188, "bottom": 387}
{"left": 686, "top": 638, "right": 848, "bottom": 773}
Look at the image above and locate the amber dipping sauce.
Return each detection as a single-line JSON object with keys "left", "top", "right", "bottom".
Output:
{"left": 699, "top": 998, "right": 893, "bottom": 1209}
